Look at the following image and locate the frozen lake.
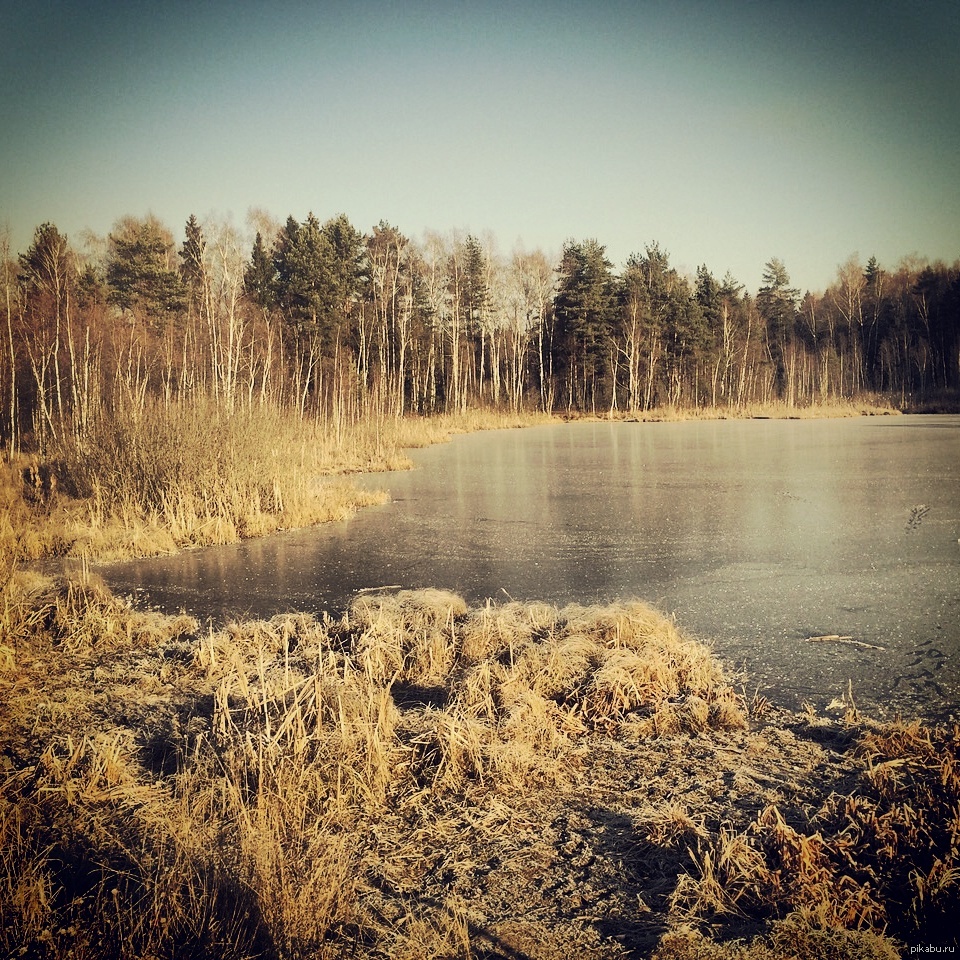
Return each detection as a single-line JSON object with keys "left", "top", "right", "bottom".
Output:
{"left": 102, "top": 416, "right": 960, "bottom": 720}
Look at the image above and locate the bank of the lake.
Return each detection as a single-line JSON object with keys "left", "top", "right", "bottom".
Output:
{"left": 3, "top": 399, "right": 898, "bottom": 571}
{"left": 99, "top": 411, "right": 959, "bottom": 725}
{"left": 1, "top": 580, "right": 954, "bottom": 959}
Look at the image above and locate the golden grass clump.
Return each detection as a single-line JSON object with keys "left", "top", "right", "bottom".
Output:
{"left": 670, "top": 825, "right": 772, "bottom": 921}
{"left": 1, "top": 568, "right": 197, "bottom": 659}
{"left": 206, "top": 635, "right": 401, "bottom": 804}
{"left": 459, "top": 598, "right": 559, "bottom": 661}
{"left": 637, "top": 802, "right": 707, "bottom": 849}
{"left": 419, "top": 597, "right": 746, "bottom": 790}
{"left": 51, "top": 574, "right": 198, "bottom": 652}
{"left": 0, "top": 454, "right": 62, "bottom": 565}
{"left": 505, "top": 601, "right": 746, "bottom": 734}
{"left": 1, "top": 569, "right": 53, "bottom": 651}
{"left": 505, "top": 632, "right": 600, "bottom": 702}
{"left": 378, "top": 898, "right": 473, "bottom": 960}
{"left": 59, "top": 398, "right": 392, "bottom": 554}
{"left": 426, "top": 711, "right": 497, "bottom": 787}
{"left": 194, "top": 611, "right": 321, "bottom": 681}
{"left": 350, "top": 588, "right": 468, "bottom": 686}
{"left": 756, "top": 805, "right": 886, "bottom": 929}
{"left": 182, "top": 719, "right": 366, "bottom": 955}
{"left": 427, "top": 683, "right": 584, "bottom": 791}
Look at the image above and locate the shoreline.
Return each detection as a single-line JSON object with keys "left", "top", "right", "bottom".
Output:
{"left": 1, "top": 580, "right": 955, "bottom": 957}
{"left": 4, "top": 399, "right": 904, "bottom": 573}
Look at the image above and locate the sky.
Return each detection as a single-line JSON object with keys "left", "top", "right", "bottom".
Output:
{"left": 2, "top": 0, "right": 958, "bottom": 294}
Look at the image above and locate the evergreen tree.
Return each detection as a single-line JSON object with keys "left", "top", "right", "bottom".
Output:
{"left": 632, "top": 244, "right": 702, "bottom": 405}
{"left": 243, "top": 231, "right": 277, "bottom": 311}
{"left": 757, "top": 258, "right": 800, "bottom": 396}
{"left": 18, "top": 222, "right": 73, "bottom": 323}
{"left": 178, "top": 214, "right": 207, "bottom": 316}
{"left": 178, "top": 215, "right": 205, "bottom": 286}
{"left": 460, "top": 234, "right": 488, "bottom": 333}
{"left": 861, "top": 255, "right": 885, "bottom": 383}
{"left": 695, "top": 265, "right": 720, "bottom": 313}
{"left": 552, "top": 239, "right": 615, "bottom": 409}
{"left": 76, "top": 262, "right": 107, "bottom": 312}
{"left": 106, "top": 216, "right": 186, "bottom": 325}
{"left": 320, "top": 213, "right": 367, "bottom": 330}
{"left": 272, "top": 214, "right": 336, "bottom": 342}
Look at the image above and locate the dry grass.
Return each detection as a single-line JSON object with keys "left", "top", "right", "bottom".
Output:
{"left": 577, "top": 397, "right": 902, "bottom": 422}
{"left": 54, "top": 399, "right": 394, "bottom": 559}
{"left": 1, "top": 403, "right": 553, "bottom": 568}
{"left": 1, "top": 421, "right": 388, "bottom": 568}
{"left": 652, "top": 917, "right": 899, "bottom": 960}
{"left": 2, "top": 578, "right": 953, "bottom": 957}
{"left": 349, "top": 588, "right": 469, "bottom": 687}
{"left": 387, "top": 407, "right": 555, "bottom": 448}
{"left": 667, "top": 714, "right": 960, "bottom": 950}
{"left": 721, "top": 397, "right": 901, "bottom": 419}
{"left": 0, "top": 581, "right": 757, "bottom": 959}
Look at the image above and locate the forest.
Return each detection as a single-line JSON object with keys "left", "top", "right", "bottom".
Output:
{"left": 3, "top": 210, "right": 959, "bottom": 461}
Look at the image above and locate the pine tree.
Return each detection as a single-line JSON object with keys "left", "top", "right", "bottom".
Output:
{"left": 320, "top": 213, "right": 367, "bottom": 328}
{"left": 18, "top": 222, "right": 73, "bottom": 323}
{"left": 460, "top": 234, "right": 488, "bottom": 334}
{"left": 106, "top": 216, "right": 186, "bottom": 325}
{"left": 552, "top": 239, "right": 615, "bottom": 409}
{"left": 757, "top": 258, "right": 800, "bottom": 398}
{"left": 178, "top": 214, "right": 206, "bottom": 315}
{"left": 243, "top": 231, "right": 277, "bottom": 311}
{"left": 178, "top": 215, "right": 204, "bottom": 285}
{"left": 271, "top": 214, "right": 336, "bottom": 343}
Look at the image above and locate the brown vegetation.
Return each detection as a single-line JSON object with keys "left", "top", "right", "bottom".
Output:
{"left": 3, "top": 191, "right": 955, "bottom": 959}
{"left": 0, "top": 403, "right": 558, "bottom": 567}
{"left": 1, "top": 395, "right": 897, "bottom": 570}
{"left": 1, "top": 576, "right": 956, "bottom": 959}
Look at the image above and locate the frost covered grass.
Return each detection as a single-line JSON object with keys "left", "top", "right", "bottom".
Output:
{"left": 1, "top": 579, "right": 955, "bottom": 958}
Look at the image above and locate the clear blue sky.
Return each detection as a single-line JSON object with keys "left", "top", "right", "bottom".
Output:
{"left": 2, "top": 0, "right": 958, "bottom": 294}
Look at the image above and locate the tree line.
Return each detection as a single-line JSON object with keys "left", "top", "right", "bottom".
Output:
{"left": 3, "top": 211, "right": 958, "bottom": 455}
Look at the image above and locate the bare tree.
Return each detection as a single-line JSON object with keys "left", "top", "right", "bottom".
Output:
{"left": 831, "top": 255, "right": 866, "bottom": 394}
